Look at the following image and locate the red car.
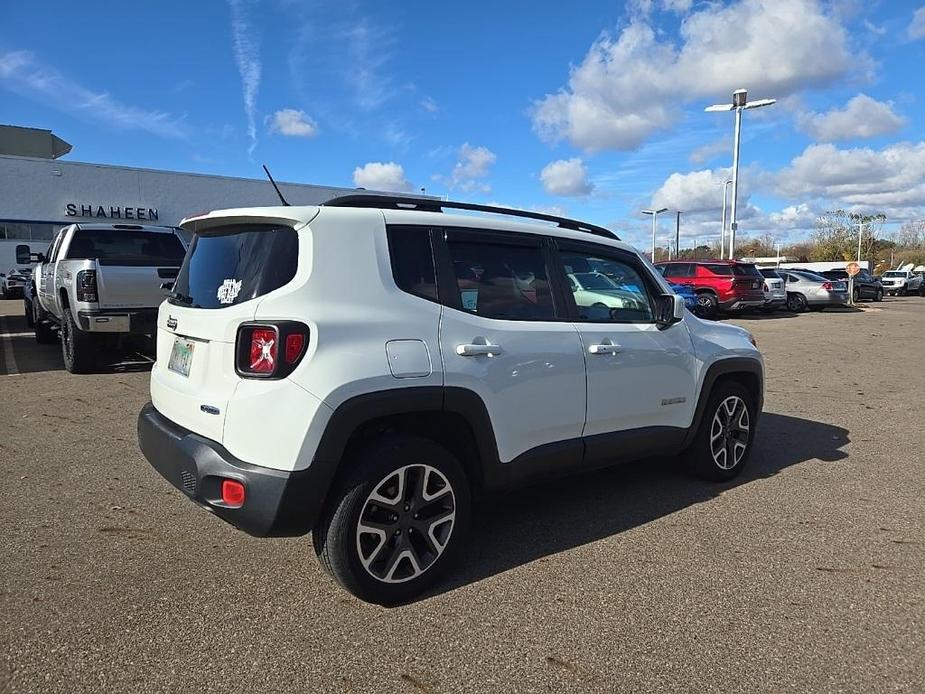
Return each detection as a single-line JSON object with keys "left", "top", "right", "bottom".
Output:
{"left": 654, "top": 260, "right": 766, "bottom": 316}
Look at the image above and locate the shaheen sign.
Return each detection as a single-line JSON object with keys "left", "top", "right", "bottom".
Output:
{"left": 65, "top": 203, "right": 159, "bottom": 221}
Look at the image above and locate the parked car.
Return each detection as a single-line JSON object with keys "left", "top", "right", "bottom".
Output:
{"left": 880, "top": 269, "right": 924, "bottom": 296}
{"left": 654, "top": 260, "right": 766, "bottom": 317}
{"left": 757, "top": 268, "right": 787, "bottom": 312}
{"left": 669, "top": 282, "right": 698, "bottom": 311}
{"left": 819, "top": 268, "right": 883, "bottom": 302}
{"left": 21, "top": 223, "right": 186, "bottom": 372}
{"left": 137, "top": 195, "right": 764, "bottom": 605}
{"left": 0, "top": 266, "right": 32, "bottom": 298}
{"left": 778, "top": 270, "right": 848, "bottom": 311}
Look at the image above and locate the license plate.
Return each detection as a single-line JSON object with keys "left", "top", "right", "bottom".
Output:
{"left": 168, "top": 337, "right": 195, "bottom": 377}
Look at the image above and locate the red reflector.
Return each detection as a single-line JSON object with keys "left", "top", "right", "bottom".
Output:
{"left": 285, "top": 333, "right": 305, "bottom": 363}
{"left": 821, "top": 281, "right": 833, "bottom": 290}
{"left": 221, "top": 479, "right": 246, "bottom": 506}
{"left": 248, "top": 328, "right": 277, "bottom": 374}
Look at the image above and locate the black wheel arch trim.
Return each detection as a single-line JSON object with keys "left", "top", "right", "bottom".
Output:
{"left": 681, "top": 357, "right": 764, "bottom": 449}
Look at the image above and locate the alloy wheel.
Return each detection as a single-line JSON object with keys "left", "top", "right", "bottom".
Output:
{"left": 709, "top": 395, "right": 750, "bottom": 470}
{"left": 356, "top": 464, "right": 456, "bottom": 584}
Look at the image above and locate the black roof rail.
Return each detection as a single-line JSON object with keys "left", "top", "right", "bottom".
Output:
{"left": 322, "top": 194, "right": 619, "bottom": 240}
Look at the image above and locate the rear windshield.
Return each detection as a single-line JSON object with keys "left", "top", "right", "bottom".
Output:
{"left": 65, "top": 229, "right": 185, "bottom": 266}
{"left": 170, "top": 224, "right": 298, "bottom": 309}
{"left": 794, "top": 271, "right": 827, "bottom": 282}
{"left": 703, "top": 263, "right": 761, "bottom": 277}
{"left": 759, "top": 269, "right": 781, "bottom": 279}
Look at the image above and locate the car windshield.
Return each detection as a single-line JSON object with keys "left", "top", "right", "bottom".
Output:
{"left": 572, "top": 272, "right": 618, "bottom": 291}
{"left": 883, "top": 271, "right": 906, "bottom": 277}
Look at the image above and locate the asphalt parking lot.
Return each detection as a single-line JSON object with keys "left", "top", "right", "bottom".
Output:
{"left": 1, "top": 298, "right": 923, "bottom": 693}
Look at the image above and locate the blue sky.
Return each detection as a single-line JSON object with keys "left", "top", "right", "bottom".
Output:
{"left": 2, "top": 0, "right": 924, "bottom": 248}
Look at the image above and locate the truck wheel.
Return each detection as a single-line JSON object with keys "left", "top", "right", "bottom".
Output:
{"left": 61, "top": 310, "right": 96, "bottom": 373}
{"left": 313, "top": 435, "right": 471, "bottom": 605}
{"left": 686, "top": 381, "right": 757, "bottom": 482}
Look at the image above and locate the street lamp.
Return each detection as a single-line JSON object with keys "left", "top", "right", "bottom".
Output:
{"left": 720, "top": 179, "right": 732, "bottom": 259}
{"left": 706, "top": 88, "right": 776, "bottom": 259}
{"left": 642, "top": 207, "right": 668, "bottom": 261}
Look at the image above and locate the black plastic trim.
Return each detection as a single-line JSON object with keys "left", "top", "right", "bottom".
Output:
{"left": 323, "top": 194, "right": 619, "bottom": 240}
{"left": 137, "top": 403, "right": 322, "bottom": 537}
{"left": 681, "top": 357, "right": 764, "bottom": 448}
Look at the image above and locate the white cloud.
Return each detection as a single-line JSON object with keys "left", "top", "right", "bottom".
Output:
{"left": 797, "top": 94, "right": 905, "bottom": 142}
{"left": 533, "top": 0, "right": 865, "bottom": 152}
{"left": 773, "top": 142, "right": 925, "bottom": 208}
{"left": 352, "top": 162, "right": 412, "bottom": 192}
{"left": 451, "top": 143, "right": 496, "bottom": 192}
{"left": 540, "top": 158, "right": 594, "bottom": 196}
{"left": 767, "top": 203, "right": 819, "bottom": 230}
{"left": 689, "top": 136, "right": 731, "bottom": 164}
{"left": 267, "top": 108, "right": 318, "bottom": 137}
{"left": 650, "top": 167, "right": 756, "bottom": 216}
{"left": 341, "top": 19, "right": 395, "bottom": 110}
{"left": 420, "top": 96, "right": 439, "bottom": 113}
{"left": 0, "top": 50, "right": 188, "bottom": 139}
{"left": 228, "top": 0, "right": 261, "bottom": 155}
{"left": 909, "top": 7, "right": 925, "bottom": 40}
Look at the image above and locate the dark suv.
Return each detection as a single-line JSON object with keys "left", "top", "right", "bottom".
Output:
{"left": 655, "top": 260, "right": 766, "bottom": 316}
{"left": 819, "top": 268, "right": 882, "bottom": 302}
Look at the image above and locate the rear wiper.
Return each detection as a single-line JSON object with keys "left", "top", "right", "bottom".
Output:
{"left": 170, "top": 292, "right": 194, "bottom": 305}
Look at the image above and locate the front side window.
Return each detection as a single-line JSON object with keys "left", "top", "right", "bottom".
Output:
{"left": 560, "top": 250, "right": 654, "bottom": 322}
{"left": 446, "top": 240, "right": 555, "bottom": 320}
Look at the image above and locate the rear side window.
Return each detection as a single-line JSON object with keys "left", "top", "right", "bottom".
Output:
{"left": 703, "top": 263, "right": 733, "bottom": 276}
{"left": 65, "top": 229, "right": 185, "bottom": 266}
{"left": 446, "top": 240, "right": 556, "bottom": 320}
{"left": 170, "top": 224, "right": 297, "bottom": 309}
{"left": 386, "top": 226, "right": 438, "bottom": 302}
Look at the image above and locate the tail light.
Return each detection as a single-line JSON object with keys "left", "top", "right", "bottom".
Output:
{"left": 76, "top": 270, "right": 98, "bottom": 302}
{"left": 821, "top": 281, "right": 833, "bottom": 290}
{"left": 235, "top": 321, "right": 309, "bottom": 378}
{"left": 763, "top": 283, "right": 769, "bottom": 292}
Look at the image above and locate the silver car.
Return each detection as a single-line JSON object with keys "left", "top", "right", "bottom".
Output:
{"left": 780, "top": 270, "right": 848, "bottom": 311}
{"left": 758, "top": 268, "right": 787, "bottom": 312}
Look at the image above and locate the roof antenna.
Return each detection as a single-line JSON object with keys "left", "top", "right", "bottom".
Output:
{"left": 262, "top": 164, "right": 290, "bottom": 206}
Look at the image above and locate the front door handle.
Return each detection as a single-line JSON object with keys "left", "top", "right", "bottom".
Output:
{"left": 457, "top": 343, "right": 502, "bottom": 357}
{"left": 588, "top": 343, "right": 621, "bottom": 355}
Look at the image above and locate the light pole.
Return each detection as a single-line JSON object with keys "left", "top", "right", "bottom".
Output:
{"left": 720, "top": 179, "right": 732, "bottom": 259}
{"left": 857, "top": 220, "right": 864, "bottom": 263}
{"left": 675, "top": 210, "right": 682, "bottom": 260}
{"left": 642, "top": 207, "right": 668, "bottom": 261}
{"left": 706, "top": 89, "right": 776, "bottom": 260}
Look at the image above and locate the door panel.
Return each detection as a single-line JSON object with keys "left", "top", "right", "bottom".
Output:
{"left": 438, "top": 230, "right": 585, "bottom": 463}
{"left": 557, "top": 244, "right": 697, "bottom": 436}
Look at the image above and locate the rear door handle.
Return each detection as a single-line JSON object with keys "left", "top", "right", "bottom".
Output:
{"left": 589, "top": 343, "right": 621, "bottom": 355}
{"left": 456, "top": 343, "right": 502, "bottom": 357}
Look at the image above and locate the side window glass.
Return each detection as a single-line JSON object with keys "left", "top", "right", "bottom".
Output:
{"left": 560, "top": 251, "right": 654, "bottom": 323}
{"left": 49, "top": 232, "right": 64, "bottom": 262}
{"left": 446, "top": 240, "right": 556, "bottom": 320}
{"left": 386, "top": 226, "right": 438, "bottom": 302}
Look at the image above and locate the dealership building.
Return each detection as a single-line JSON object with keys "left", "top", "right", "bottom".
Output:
{"left": 0, "top": 124, "right": 362, "bottom": 266}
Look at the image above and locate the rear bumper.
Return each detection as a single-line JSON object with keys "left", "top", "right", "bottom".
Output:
{"left": 807, "top": 293, "right": 848, "bottom": 306}
{"left": 78, "top": 308, "right": 158, "bottom": 334}
{"left": 137, "top": 402, "right": 324, "bottom": 537}
{"left": 721, "top": 296, "right": 765, "bottom": 311}
{"left": 763, "top": 298, "right": 786, "bottom": 308}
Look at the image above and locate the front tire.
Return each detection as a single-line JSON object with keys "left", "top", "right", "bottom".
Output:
{"left": 313, "top": 435, "right": 471, "bottom": 605}
{"left": 874, "top": 289, "right": 883, "bottom": 302}
{"left": 687, "top": 382, "right": 756, "bottom": 481}
{"left": 61, "top": 309, "right": 97, "bottom": 373}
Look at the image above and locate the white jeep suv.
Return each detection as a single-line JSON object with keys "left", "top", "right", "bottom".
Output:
{"left": 138, "top": 195, "right": 763, "bottom": 605}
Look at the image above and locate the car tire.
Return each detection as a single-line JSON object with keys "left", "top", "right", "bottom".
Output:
{"left": 61, "top": 309, "right": 96, "bottom": 373}
{"left": 695, "top": 291, "right": 718, "bottom": 318}
{"left": 686, "top": 381, "right": 757, "bottom": 482}
{"left": 312, "top": 435, "right": 471, "bottom": 606}
{"left": 786, "top": 293, "right": 808, "bottom": 312}
{"left": 852, "top": 287, "right": 860, "bottom": 303}
{"left": 874, "top": 289, "right": 883, "bottom": 302}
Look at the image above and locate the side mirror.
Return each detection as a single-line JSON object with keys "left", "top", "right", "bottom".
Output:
{"left": 656, "top": 293, "right": 685, "bottom": 328}
{"left": 15, "top": 245, "right": 32, "bottom": 264}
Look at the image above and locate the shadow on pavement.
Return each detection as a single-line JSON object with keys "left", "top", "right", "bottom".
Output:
{"left": 431, "top": 412, "right": 849, "bottom": 600}
{"left": 0, "top": 303, "right": 154, "bottom": 376}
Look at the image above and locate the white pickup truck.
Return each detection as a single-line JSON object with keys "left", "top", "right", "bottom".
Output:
{"left": 20, "top": 223, "right": 187, "bottom": 373}
{"left": 880, "top": 268, "right": 924, "bottom": 296}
